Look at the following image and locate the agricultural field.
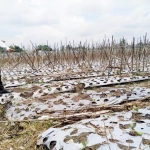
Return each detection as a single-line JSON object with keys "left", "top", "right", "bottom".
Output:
{"left": 0, "top": 37, "right": 150, "bottom": 150}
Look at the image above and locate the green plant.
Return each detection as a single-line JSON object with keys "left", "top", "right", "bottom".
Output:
{"left": 116, "top": 69, "right": 120, "bottom": 75}
{"left": 77, "top": 79, "right": 81, "bottom": 84}
{"left": 81, "top": 141, "right": 87, "bottom": 150}
{"left": 60, "top": 82, "right": 64, "bottom": 86}
{"left": 133, "top": 106, "right": 139, "bottom": 112}
{"left": 130, "top": 122, "right": 136, "bottom": 130}
{"left": 31, "top": 104, "right": 34, "bottom": 108}
{"left": 130, "top": 123, "right": 143, "bottom": 136}
{"left": 102, "top": 115, "right": 110, "bottom": 118}
{"left": 14, "top": 101, "right": 19, "bottom": 106}
{"left": 36, "top": 79, "right": 45, "bottom": 84}
{"left": 141, "top": 72, "right": 146, "bottom": 76}
{"left": 48, "top": 87, "right": 52, "bottom": 91}
{"left": 130, "top": 87, "right": 134, "bottom": 91}
{"left": 137, "top": 131, "right": 143, "bottom": 136}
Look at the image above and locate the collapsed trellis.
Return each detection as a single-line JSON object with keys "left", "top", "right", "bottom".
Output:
{"left": 1, "top": 35, "right": 150, "bottom": 80}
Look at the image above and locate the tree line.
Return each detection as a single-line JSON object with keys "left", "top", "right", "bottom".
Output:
{"left": 0, "top": 45, "right": 53, "bottom": 53}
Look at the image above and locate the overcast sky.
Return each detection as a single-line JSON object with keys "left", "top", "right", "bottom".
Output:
{"left": 0, "top": 0, "right": 150, "bottom": 48}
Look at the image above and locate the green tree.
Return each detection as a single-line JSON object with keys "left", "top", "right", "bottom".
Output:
{"left": 9, "top": 45, "right": 23, "bottom": 52}
{"left": 0, "top": 47, "right": 4, "bottom": 53}
{"left": 37, "top": 45, "right": 53, "bottom": 51}
{"left": 120, "top": 38, "right": 126, "bottom": 46}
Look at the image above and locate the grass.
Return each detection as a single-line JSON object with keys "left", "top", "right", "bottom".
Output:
{"left": 0, "top": 120, "right": 56, "bottom": 150}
